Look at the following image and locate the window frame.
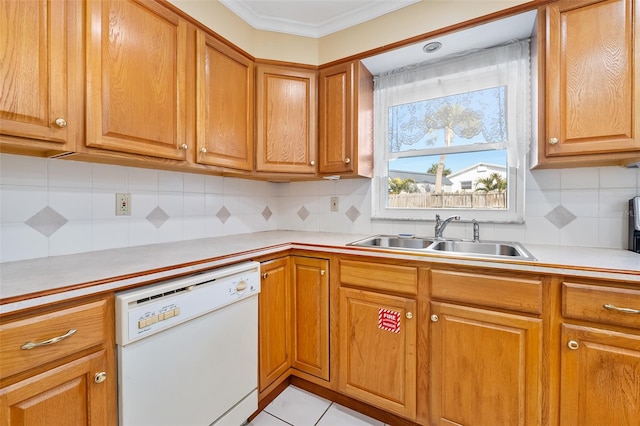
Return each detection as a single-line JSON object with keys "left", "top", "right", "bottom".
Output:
{"left": 372, "top": 44, "right": 530, "bottom": 224}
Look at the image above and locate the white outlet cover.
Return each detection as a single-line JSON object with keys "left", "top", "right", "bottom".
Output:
{"left": 116, "top": 193, "right": 131, "bottom": 216}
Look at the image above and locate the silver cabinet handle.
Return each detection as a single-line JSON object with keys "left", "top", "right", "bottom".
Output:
{"left": 430, "top": 314, "right": 439, "bottom": 322}
{"left": 567, "top": 340, "right": 579, "bottom": 350}
{"left": 94, "top": 372, "right": 107, "bottom": 384}
{"left": 262, "top": 273, "right": 268, "bottom": 279}
{"left": 21, "top": 329, "right": 77, "bottom": 350}
{"left": 180, "top": 144, "right": 188, "bottom": 150}
{"left": 406, "top": 312, "right": 413, "bottom": 319}
{"left": 344, "top": 157, "right": 351, "bottom": 164}
{"left": 310, "top": 160, "right": 316, "bottom": 166}
{"left": 200, "top": 147, "right": 207, "bottom": 154}
{"left": 549, "top": 137, "right": 559, "bottom": 145}
{"left": 54, "top": 118, "right": 67, "bottom": 128}
{"left": 603, "top": 304, "right": 640, "bottom": 314}
{"left": 320, "top": 269, "right": 325, "bottom": 276}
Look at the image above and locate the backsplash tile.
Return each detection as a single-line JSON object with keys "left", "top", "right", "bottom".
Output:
{"left": 25, "top": 206, "right": 68, "bottom": 237}
{"left": 544, "top": 205, "right": 577, "bottom": 230}
{"left": 1, "top": 153, "right": 639, "bottom": 263}
{"left": 146, "top": 207, "right": 170, "bottom": 229}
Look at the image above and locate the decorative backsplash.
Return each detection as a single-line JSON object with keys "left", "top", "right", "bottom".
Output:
{"left": 1, "top": 153, "right": 638, "bottom": 263}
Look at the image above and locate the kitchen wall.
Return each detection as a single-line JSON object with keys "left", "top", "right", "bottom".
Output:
{"left": 0, "top": 154, "right": 278, "bottom": 263}
{"left": 1, "top": 152, "right": 638, "bottom": 263}
{"left": 168, "top": 0, "right": 531, "bottom": 65}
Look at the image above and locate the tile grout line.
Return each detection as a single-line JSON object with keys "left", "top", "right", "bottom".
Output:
{"left": 262, "top": 411, "right": 295, "bottom": 426}
{"left": 313, "top": 401, "right": 333, "bottom": 426}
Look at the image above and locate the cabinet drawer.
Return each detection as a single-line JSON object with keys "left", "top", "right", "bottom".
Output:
{"left": 339, "top": 259, "right": 418, "bottom": 295}
{"left": 0, "top": 299, "right": 108, "bottom": 380}
{"left": 431, "top": 269, "right": 542, "bottom": 314}
{"left": 563, "top": 282, "right": 640, "bottom": 328}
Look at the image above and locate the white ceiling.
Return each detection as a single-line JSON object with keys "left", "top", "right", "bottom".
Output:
{"left": 219, "top": 0, "right": 420, "bottom": 38}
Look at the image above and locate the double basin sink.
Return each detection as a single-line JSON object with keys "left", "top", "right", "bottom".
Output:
{"left": 347, "top": 235, "right": 536, "bottom": 261}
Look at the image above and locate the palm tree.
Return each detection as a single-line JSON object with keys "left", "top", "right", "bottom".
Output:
{"left": 475, "top": 172, "right": 507, "bottom": 192}
{"left": 425, "top": 104, "right": 484, "bottom": 193}
{"left": 388, "top": 177, "right": 419, "bottom": 194}
{"left": 426, "top": 163, "right": 451, "bottom": 176}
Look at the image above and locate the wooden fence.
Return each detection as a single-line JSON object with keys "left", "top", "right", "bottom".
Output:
{"left": 388, "top": 192, "right": 507, "bottom": 209}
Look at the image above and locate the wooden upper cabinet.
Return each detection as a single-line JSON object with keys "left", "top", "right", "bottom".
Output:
{"left": 86, "top": 0, "right": 188, "bottom": 160}
{"left": 196, "top": 32, "right": 254, "bottom": 171}
{"left": 255, "top": 64, "right": 317, "bottom": 174}
{"left": 318, "top": 61, "right": 373, "bottom": 177}
{"left": 0, "top": 0, "right": 82, "bottom": 154}
{"left": 539, "top": 0, "right": 640, "bottom": 167}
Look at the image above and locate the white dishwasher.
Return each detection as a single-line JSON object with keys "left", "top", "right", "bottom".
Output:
{"left": 115, "top": 262, "right": 260, "bottom": 426}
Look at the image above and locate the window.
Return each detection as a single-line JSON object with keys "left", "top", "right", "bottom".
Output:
{"left": 372, "top": 40, "right": 531, "bottom": 222}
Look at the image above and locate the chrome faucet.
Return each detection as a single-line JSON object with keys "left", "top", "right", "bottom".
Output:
{"left": 434, "top": 214, "right": 461, "bottom": 239}
{"left": 472, "top": 219, "right": 480, "bottom": 242}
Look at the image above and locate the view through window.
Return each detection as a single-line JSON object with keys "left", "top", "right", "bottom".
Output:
{"left": 372, "top": 39, "right": 531, "bottom": 222}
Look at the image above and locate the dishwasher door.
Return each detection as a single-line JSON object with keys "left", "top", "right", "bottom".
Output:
{"left": 117, "top": 295, "right": 258, "bottom": 426}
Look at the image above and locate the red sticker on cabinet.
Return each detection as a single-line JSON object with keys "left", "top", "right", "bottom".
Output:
{"left": 378, "top": 308, "right": 401, "bottom": 333}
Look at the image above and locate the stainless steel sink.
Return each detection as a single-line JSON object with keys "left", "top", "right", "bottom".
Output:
{"left": 348, "top": 234, "right": 536, "bottom": 261}
{"left": 347, "top": 235, "right": 434, "bottom": 250}
{"left": 428, "top": 240, "right": 536, "bottom": 260}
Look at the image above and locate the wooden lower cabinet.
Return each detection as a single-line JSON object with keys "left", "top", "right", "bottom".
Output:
{"left": 291, "top": 256, "right": 329, "bottom": 381}
{"left": 259, "top": 255, "right": 330, "bottom": 394}
{"left": 0, "top": 296, "right": 115, "bottom": 426}
{"left": 338, "top": 287, "right": 417, "bottom": 419}
{"left": 0, "top": 351, "right": 109, "bottom": 426}
{"left": 429, "top": 302, "right": 542, "bottom": 426}
{"left": 560, "top": 324, "right": 640, "bottom": 425}
{"left": 258, "top": 257, "right": 292, "bottom": 392}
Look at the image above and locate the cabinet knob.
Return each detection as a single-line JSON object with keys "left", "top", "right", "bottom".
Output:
{"left": 54, "top": 118, "right": 67, "bottom": 128}
{"left": 344, "top": 157, "right": 351, "bottom": 164}
{"left": 310, "top": 160, "right": 316, "bottom": 166}
{"left": 200, "top": 147, "right": 207, "bottom": 154}
{"left": 180, "top": 144, "right": 188, "bottom": 150}
{"left": 262, "top": 272, "right": 268, "bottom": 279}
{"left": 430, "top": 314, "right": 439, "bottom": 322}
{"left": 549, "top": 137, "right": 559, "bottom": 145}
{"left": 320, "top": 269, "right": 325, "bottom": 276}
{"left": 94, "top": 372, "right": 107, "bottom": 384}
{"left": 406, "top": 312, "right": 413, "bottom": 319}
{"left": 567, "top": 340, "right": 579, "bottom": 350}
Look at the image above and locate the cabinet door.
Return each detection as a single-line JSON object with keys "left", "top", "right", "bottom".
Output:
{"left": 339, "top": 287, "right": 416, "bottom": 419}
{"left": 255, "top": 65, "right": 317, "bottom": 173}
{"left": 560, "top": 324, "right": 640, "bottom": 425}
{"left": 196, "top": 31, "right": 254, "bottom": 171}
{"left": 0, "top": 0, "right": 82, "bottom": 153}
{"left": 0, "top": 351, "right": 111, "bottom": 426}
{"left": 430, "top": 302, "right": 542, "bottom": 426}
{"left": 86, "top": 0, "right": 188, "bottom": 160}
{"left": 318, "top": 61, "right": 373, "bottom": 177}
{"left": 258, "top": 257, "right": 292, "bottom": 391}
{"left": 291, "top": 256, "right": 329, "bottom": 380}
{"left": 544, "top": 0, "right": 640, "bottom": 159}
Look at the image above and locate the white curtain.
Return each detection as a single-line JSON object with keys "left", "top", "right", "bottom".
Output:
{"left": 373, "top": 39, "right": 531, "bottom": 171}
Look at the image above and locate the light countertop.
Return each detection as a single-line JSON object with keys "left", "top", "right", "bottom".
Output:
{"left": 2, "top": 231, "right": 639, "bottom": 314}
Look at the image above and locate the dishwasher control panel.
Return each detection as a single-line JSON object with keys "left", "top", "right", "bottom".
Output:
{"left": 115, "top": 262, "right": 260, "bottom": 346}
